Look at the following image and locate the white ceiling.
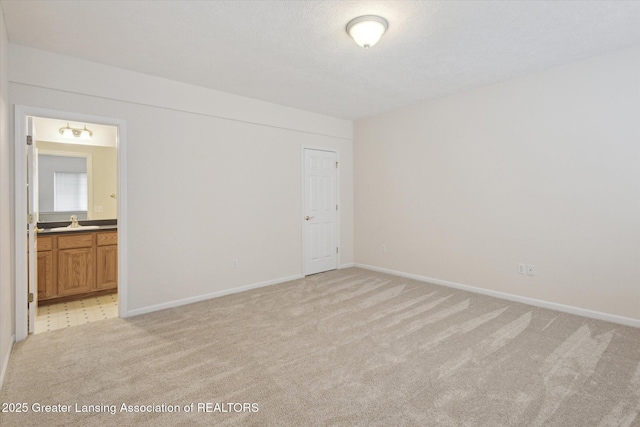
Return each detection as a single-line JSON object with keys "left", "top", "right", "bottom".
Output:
{"left": 2, "top": 1, "right": 640, "bottom": 120}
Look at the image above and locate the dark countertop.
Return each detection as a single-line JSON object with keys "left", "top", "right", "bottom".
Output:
{"left": 37, "top": 219, "right": 118, "bottom": 236}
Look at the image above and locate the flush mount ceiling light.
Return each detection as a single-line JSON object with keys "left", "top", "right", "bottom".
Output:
{"left": 59, "top": 123, "right": 93, "bottom": 140}
{"left": 346, "top": 15, "right": 388, "bottom": 49}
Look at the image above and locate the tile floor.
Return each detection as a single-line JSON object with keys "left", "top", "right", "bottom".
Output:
{"left": 34, "top": 293, "right": 118, "bottom": 334}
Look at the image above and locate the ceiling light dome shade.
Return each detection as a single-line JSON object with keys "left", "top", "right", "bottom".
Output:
{"left": 346, "top": 15, "right": 388, "bottom": 49}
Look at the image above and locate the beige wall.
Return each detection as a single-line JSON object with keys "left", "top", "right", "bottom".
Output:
{"left": 0, "top": 6, "right": 12, "bottom": 387}
{"left": 37, "top": 141, "right": 118, "bottom": 220}
{"left": 355, "top": 47, "right": 640, "bottom": 322}
{"left": 9, "top": 45, "right": 354, "bottom": 315}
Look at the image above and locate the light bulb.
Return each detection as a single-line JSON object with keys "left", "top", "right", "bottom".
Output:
{"left": 59, "top": 123, "right": 73, "bottom": 137}
{"left": 80, "top": 125, "right": 92, "bottom": 140}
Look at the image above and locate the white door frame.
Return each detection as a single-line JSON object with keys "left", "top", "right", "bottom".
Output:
{"left": 26, "top": 117, "right": 38, "bottom": 334}
{"left": 300, "top": 146, "right": 340, "bottom": 276}
{"left": 14, "top": 105, "right": 128, "bottom": 341}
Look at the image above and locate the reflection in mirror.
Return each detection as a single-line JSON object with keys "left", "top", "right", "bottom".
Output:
{"left": 38, "top": 154, "right": 89, "bottom": 222}
{"left": 37, "top": 141, "right": 117, "bottom": 223}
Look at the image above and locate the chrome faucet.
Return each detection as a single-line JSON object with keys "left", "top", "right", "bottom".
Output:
{"left": 69, "top": 215, "right": 80, "bottom": 228}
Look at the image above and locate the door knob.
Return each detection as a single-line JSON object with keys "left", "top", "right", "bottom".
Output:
{"left": 305, "top": 216, "right": 315, "bottom": 221}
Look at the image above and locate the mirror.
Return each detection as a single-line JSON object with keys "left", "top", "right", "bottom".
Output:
{"left": 34, "top": 118, "right": 117, "bottom": 223}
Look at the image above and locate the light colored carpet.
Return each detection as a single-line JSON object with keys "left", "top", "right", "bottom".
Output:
{"left": 1, "top": 267, "right": 639, "bottom": 426}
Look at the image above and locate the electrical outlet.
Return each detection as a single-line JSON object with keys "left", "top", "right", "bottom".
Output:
{"left": 381, "top": 244, "right": 387, "bottom": 253}
{"left": 527, "top": 264, "right": 536, "bottom": 276}
{"left": 518, "top": 263, "right": 526, "bottom": 274}
{"left": 232, "top": 259, "right": 238, "bottom": 268}
{"left": 94, "top": 205, "right": 104, "bottom": 213}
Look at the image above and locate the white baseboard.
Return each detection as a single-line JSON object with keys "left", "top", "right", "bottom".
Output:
{"left": 125, "top": 274, "right": 304, "bottom": 317}
{"left": 354, "top": 263, "right": 640, "bottom": 328}
{"left": 0, "top": 334, "right": 15, "bottom": 392}
{"left": 339, "top": 262, "right": 355, "bottom": 269}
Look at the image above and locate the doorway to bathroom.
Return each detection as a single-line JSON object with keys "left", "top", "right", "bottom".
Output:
{"left": 14, "top": 106, "right": 128, "bottom": 341}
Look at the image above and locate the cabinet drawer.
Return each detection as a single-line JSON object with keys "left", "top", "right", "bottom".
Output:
{"left": 37, "top": 236, "right": 53, "bottom": 251}
{"left": 57, "top": 233, "right": 93, "bottom": 249}
{"left": 97, "top": 231, "right": 117, "bottom": 246}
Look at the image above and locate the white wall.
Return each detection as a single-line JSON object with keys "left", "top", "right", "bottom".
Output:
{"left": 11, "top": 45, "right": 351, "bottom": 140}
{"left": 355, "top": 47, "right": 640, "bottom": 322}
{"left": 9, "top": 45, "right": 353, "bottom": 314}
{"left": 0, "top": 5, "right": 13, "bottom": 388}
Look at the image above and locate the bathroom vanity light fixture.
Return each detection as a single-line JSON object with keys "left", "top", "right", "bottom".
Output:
{"left": 59, "top": 123, "right": 93, "bottom": 140}
{"left": 346, "top": 15, "right": 388, "bottom": 49}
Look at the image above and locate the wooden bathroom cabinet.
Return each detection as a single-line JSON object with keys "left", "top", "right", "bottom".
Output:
{"left": 36, "top": 230, "right": 117, "bottom": 303}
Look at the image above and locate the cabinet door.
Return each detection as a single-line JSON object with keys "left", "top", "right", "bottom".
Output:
{"left": 57, "top": 248, "right": 94, "bottom": 296}
{"left": 37, "top": 251, "right": 54, "bottom": 300}
{"left": 96, "top": 245, "right": 118, "bottom": 290}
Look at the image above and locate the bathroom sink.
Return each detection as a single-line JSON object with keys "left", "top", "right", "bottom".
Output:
{"left": 49, "top": 225, "right": 101, "bottom": 232}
